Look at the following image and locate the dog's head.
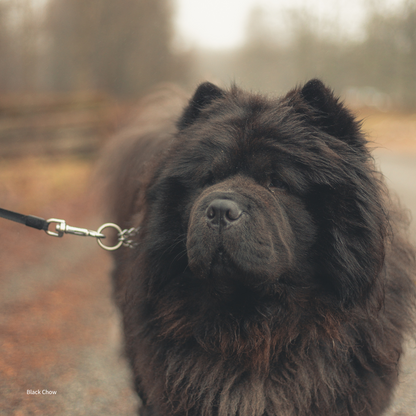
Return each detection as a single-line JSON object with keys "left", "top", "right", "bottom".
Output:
{"left": 144, "top": 80, "right": 388, "bottom": 308}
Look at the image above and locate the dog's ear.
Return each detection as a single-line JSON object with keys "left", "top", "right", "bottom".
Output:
{"left": 178, "top": 82, "right": 225, "bottom": 129}
{"left": 295, "top": 79, "right": 365, "bottom": 148}
{"left": 300, "top": 79, "right": 333, "bottom": 112}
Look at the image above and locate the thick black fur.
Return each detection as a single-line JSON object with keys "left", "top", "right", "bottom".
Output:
{"left": 101, "top": 80, "right": 415, "bottom": 415}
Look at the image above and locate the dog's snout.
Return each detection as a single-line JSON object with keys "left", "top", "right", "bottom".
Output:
{"left": 206, "top": 199, "right": 242, "bottom": 230}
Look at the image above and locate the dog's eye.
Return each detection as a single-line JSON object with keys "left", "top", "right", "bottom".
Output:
{"left": 268, "top": 176, "right": 288, "bottom": 192}
{"left": 204, "top": 171, "right": 215, "bottom": 187}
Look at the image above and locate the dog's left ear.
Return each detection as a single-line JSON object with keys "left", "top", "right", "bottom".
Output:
{"left": 178, "top": 82, "right": 225, "bottom": 130}
{"left": 297, "top": 79, "right": 365, "bottom": 148}
{"left": 300, "top": 79, "right": 333, "bottom": 111}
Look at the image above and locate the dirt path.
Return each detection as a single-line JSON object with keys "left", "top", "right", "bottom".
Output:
{"left": 0, "top": 224, "right": 139, "bottom": 415}
{"left": 376, "top": 150, "right": 416, "bottom": 416}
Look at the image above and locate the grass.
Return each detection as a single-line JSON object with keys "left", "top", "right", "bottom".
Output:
{"left": 0, "top": 157, "right": 93, "bottom": 215}
{"left": 358, "top": 110, "right": 416, "bottom": 153}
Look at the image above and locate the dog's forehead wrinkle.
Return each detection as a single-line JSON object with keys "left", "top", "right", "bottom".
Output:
{"left": 203, "top": 138, "right": 274, "bottom": 180}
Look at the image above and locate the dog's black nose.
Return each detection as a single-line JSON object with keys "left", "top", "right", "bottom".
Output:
{"left": 206, "top": 199, "right": 242, "bottom": 230}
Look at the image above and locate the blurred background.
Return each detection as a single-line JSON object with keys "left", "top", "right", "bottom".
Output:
{"left": 0, "top": 0, "right": 415, "bottom": 160}
{"left": 0, "top": 0, "right": 415, "bottom": 415}
{"left": 0, "top": 0, "right": 415, "bottom": 102}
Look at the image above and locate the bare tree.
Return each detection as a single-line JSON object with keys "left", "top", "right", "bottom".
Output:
{"left": 0, "top": 0, "right": 12, "bottom": 92}
{"left": 229, "top": 2, "right": 416, "bottom": 109}
{"left": 355, "top": 0, "right": 416, "bottom": 108}
{"left": 44, "top": 0, "right": 184, "bottom": 96}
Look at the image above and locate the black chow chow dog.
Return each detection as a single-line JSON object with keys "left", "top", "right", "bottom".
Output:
{"left": 101, "top": 79, "right": 415, "bottom": 416}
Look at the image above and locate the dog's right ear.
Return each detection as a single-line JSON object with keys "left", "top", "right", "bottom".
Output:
{"left": 177, "top": 82, "right": 224, "bottom": 129}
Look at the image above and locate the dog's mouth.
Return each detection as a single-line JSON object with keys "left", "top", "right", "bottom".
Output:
{"left": 186, "top": 183, "right": 302, "bottom": 289}
{"left": 187, "top": 219, "right": 281, "bottom": 286}
{"left": 204, "top": 245, "right": 250, "bottom": 298}
{"left": 209, "top": 244, "right": 236, "bottom": 277}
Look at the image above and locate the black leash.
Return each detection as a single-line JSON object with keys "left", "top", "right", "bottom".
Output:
{"left": 0, "top": 208, "right": 48, "bottom": 231}
{"left": 0, "top": 207, "right": 138, "bottom": 251}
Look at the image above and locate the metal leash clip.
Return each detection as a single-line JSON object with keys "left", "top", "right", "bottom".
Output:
{"left": 46, "top": 219, "right": 106, "bottom": 239}
{"left": 46, "top": 219, "right": 139, "bottom": 251}
{"left": 0, "top": 207, "right": 139, "bottom": 252}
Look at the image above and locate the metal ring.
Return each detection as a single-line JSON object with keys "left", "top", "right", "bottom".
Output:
{"left": 96, "top": 223, "right": 123, "bottom": 251}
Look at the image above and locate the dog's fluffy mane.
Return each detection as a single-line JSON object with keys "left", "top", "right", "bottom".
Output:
{"left": 99, "top": 80, "right": 416, "bottom": 416}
